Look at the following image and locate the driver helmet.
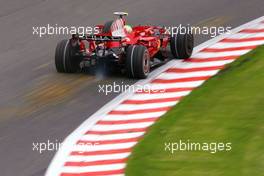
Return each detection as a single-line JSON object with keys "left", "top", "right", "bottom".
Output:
{"left": 124, "top": 25, "right": 133, "bottom": 33}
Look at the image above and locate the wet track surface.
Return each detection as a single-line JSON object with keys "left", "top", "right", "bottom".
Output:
{"left": 0, "top": 0, "right": 263, "bottom": 175}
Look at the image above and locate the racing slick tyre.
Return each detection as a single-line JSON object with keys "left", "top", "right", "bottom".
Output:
{"left": 170, "top": 32, "right": 194, "bottom": 59}
{"left": 55, "top": 39, "right": 81, "bottom": 73}
{"left": 126, "top": 45, "right": 150, "bottom": 79}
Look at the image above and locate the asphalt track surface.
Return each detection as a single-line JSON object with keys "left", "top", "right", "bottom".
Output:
{"left": 0, "top": 0, "right": 263, "bottom": 175}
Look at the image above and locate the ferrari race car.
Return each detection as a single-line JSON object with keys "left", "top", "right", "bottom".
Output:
{"left": 55, "top": 12, "right": 194, "bottom": 79}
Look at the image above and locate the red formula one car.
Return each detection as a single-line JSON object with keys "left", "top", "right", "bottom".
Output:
{"left": 55, "top": 12, "right": 194, "bottom": 79}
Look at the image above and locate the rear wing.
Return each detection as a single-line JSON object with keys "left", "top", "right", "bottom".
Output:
{"left": 72, "top": 34, "right": 123, "bottom": 41}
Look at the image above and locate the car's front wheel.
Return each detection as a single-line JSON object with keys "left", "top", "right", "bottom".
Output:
{"left": 170, "top": 32, "right": 194, "bottom": 59}
{"left": 126, "top": 45, "right": 150, "bottom": 79}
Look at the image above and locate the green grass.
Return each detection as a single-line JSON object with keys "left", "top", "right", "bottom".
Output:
{"left": 126, "top": 45, "right": 264, "bottom": 176}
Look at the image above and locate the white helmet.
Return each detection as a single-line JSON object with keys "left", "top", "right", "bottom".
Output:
{"left": 124, "top": 25, "right": 133, "bottom": 33}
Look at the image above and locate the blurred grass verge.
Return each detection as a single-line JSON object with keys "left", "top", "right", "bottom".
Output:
{"left": 126, "top": 45, "right": 264, "bottom": 176}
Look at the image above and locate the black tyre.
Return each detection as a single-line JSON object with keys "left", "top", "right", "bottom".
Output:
{"left": 55, "top": 39, "right": 81, "bottom": 73}
{"left": 126, "top": 45, "right": 150, "bottom": 79}
{"left": 102, "top": 20, "right": 114, "bottom": 33}
{"left": 170, "top": 32, "right": 194, "bottom": 59}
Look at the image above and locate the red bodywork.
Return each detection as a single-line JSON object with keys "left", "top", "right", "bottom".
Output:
{"left": 79, "top": 17, "right": 170, "bottom": 62}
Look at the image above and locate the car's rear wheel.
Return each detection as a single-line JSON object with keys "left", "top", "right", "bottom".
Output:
{"left": 126, "top": 45, "right": 150, "bottom": 79}
{"left": 170, "top": 32, "right": 194, "bottom": 59}
{"left": 55, "top": 39, "right": 81, "bottom": 73}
